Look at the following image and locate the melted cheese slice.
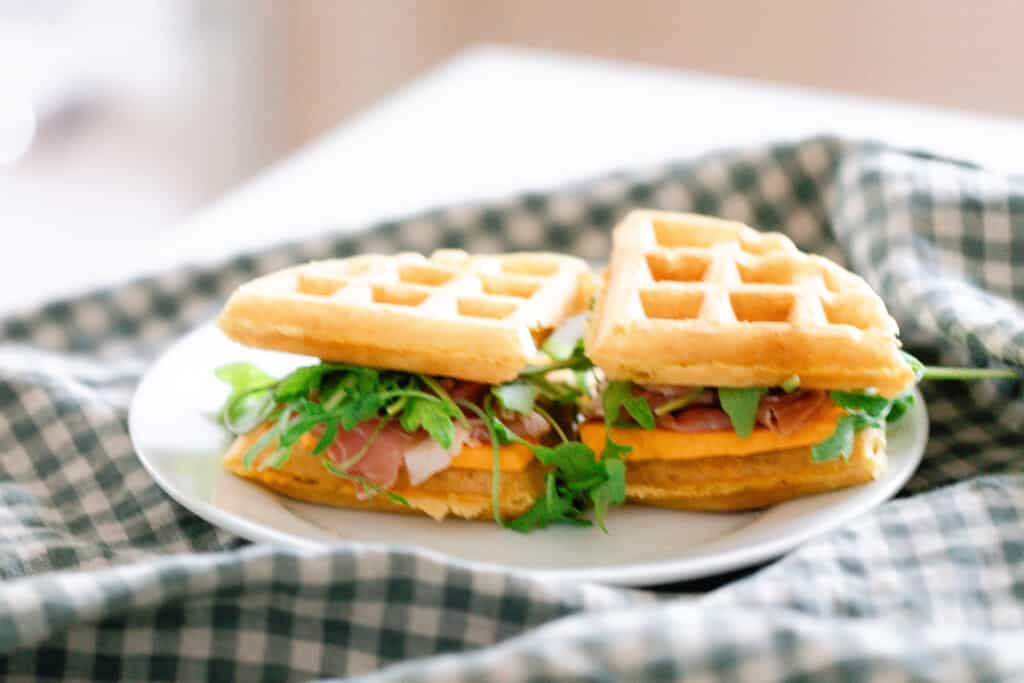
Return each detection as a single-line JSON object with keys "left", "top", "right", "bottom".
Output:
{"left": 579, "top": 404, "right": 844, "bottom": 461}
{"left": 449, "top": 442, "right": 534, "bottom": 471}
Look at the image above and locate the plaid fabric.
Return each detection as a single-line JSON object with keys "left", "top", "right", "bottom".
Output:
{"left": 2, "top": 136, "right": 1022, "bottom": 681}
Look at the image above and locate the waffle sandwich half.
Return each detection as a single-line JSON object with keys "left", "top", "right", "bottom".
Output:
{"left": 217, "top": 249, "right": 594, "bottom": 521}
{"left": 582, "top": 210, "right": 916, "bottom": 511}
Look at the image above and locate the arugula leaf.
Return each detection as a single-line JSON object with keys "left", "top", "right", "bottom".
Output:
{"left": 602, "top": 381, "right": 632, "bottom": 425}
{"left": 273, "top": 365, "right": 326, "bottom": 401}
{"left": 531, "top": 442, "right": 601, "bottom": 480}
{"left": 519, "top": 339, "right": 594, "bottom": 378}
{"left": 505, "top": 440, "right": 623, "bottom": 533}
{"left": 829, "top": 391, "right": 893, "bottom": 419}
{"left": 215, "top": 362, "right": 278, "bottom": 432}
{"left": 215, "top": 362, "right": 276, "bottom": 398}
{"left": 222, "top": 390, "right": 275, "bottom": 435}
{"left": 401, "top": 398, "right": 456, "bottom": 450}
{"left": 505, "top": 483, "right": 587, "bottom": 532}
{"left": 492, "top": 382, "right": 541, "bottom": 415}
{"left": 592, "top": 379, "right": 653, "bottom": 430}
{"left": 590, "top": 458, "right": 626, "bottom": 532}
{"left": 885, "top": 392, "right": 915, "bottom": 423}
{"left": 339, "top": 393, "right": 384, "bottom": 430}
{"left": 602, "top": 434, "right": 633, "bottom": 461}
{"left": 718, "top": 387, "right": 767, "bottom": 438}
{"left": 414, "top": 375, "right": 470, "bottom": 428}
{"left": 312, "top": 421, "right": 339, "bottom": 455}
{"left": 622, "top": 395, "right": 655, "bottom": 429}
{"left": 811, "top": 414, "right": 857, "bottom": 462}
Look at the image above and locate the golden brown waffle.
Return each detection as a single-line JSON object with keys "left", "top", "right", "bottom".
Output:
{"left": 622, "top": 428, "right": 886, "bottom": 512}
{"left": 218, "top": 249, "right": 594, "bottom": 384}
{"left": 585, "top": 210, "right": 915, "bottom": 397}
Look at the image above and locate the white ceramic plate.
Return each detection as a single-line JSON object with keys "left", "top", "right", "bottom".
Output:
{"left": 130, "top": 323, "right": 927, "bottom": 587}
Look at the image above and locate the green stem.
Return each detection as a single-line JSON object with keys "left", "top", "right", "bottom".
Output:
{"left": 532, "top": 404, "right": 568, "bottom": 444}
{"left": 653, "top": 387, "right": 706, "bottom": 416}
{"left": 416, "top": 375, "right": 471, "bottom": 427}
{"left": 457, "top": 398, "right": 504, "bottom": 527}
{"left": 922, "top": 366, "right": 1019, "bottom": 381}
{"left": 321, "top": 383, "right": 348, "bottom": 411}
{"left": 321, "top": 460, "right": 410, "bottom": 507}
{"left": 245, "top": 409, "right": 294, "bottom": 469}
{"left": 336, "top": 415, "right": 393, "bottom": 470}
{"left": 517, "top": 357, "right": 591, "bottom": 377}
{"left": 376, "top": 389, "right": 448, "bottom": 404}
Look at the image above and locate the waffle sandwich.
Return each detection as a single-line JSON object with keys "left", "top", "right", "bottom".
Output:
{"left": 582, "top": 210, "right": 916, "bottom": 511}
{"left": 216, "top": 249, "right": 594, "bottom": 521}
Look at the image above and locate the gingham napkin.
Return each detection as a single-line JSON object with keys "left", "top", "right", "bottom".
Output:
{"left": 2, "top": 137, "right": 1023, "bottom": 682}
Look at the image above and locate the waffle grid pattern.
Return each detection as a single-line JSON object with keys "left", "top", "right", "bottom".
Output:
{"left": 587, "top": 210, "right": 915, "bottom": 396}
{"left": 291, "top": 250, "right": 571, "bottom": 324}
{"left": 218, "top": 250, "right": 590, "bottom": 384}
{"left": 632, "top": 213, "right": 888, "bottom": 332}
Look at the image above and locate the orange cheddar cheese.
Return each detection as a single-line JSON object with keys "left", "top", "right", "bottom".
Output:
{"left": 579, "top": 403, "right": 844, "bottom": 461}
{"left": 448, "top": 442, "right": 535, "bottom": 472}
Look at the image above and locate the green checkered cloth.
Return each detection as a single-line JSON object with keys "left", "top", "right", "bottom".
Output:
{"left": 2, "top": 136, "right": 1023, "bottom": 681}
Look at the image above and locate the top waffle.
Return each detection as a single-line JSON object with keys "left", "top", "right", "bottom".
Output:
{"left": 585, "top": 210, "right": 916, "bottom": 397}
{"left": 218, "top": 249, "right": 594, "bottom": 384}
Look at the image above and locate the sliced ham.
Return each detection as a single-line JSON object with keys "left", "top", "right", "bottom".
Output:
{"left": 313, "top": 408, "right": 550, "bottom": 495}
{"left": 465, "top": 411, "right": 551, "bottom": 444}
{"left": 615, "top": 384, "right": 829, "bottom": 436}
{"left": 316, "top": 419, "right": 418, "bottom": 495}
{"left": 590, "top": 385, "right": 716, "bottom": 417}
{"left": 438, "top": 378, "right": 488, "bottom": 404}
{"left": 656, "top": 407, "right": 734, "bottom": 432}
{"left": 756, "top": 390, "right": 828, "bottom": 436}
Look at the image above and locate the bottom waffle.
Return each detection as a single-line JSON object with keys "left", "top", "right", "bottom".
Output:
{"left": 622, "top": 428, "right": 885, "bottom": 512}
{"left": 223, "top": 431, "right": 545, "bottom": 521}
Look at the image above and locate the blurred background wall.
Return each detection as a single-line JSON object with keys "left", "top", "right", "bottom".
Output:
{"left": 1, "top": 0, "right": 1021, "bottom": 283}
{"left": 286, "top": 1, "right": 1024, "bottom": 148}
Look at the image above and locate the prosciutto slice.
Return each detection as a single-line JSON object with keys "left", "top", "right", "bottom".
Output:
{"left": 633, "top": 386, "right": 829, "bottom": 436}
{"left": 317, "top": 419, "right": 418, "bottom": 494}
{"left": 464, "top": 411, "right": 550, "bottom": 444}
{"left": 756, "top": 391, "right": 828, "bottom": 436}
{"left": 314, "top": 409, "right": 550, "bottom": 494}
{"left": 656, "top": 407, "right": 734, "bottom": 432}
{"left": 438, "top": 378, "right": 488, "bottom": 404}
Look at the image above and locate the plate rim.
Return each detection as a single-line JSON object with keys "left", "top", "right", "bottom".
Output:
{"left": 129, "top": 323, "right": 927, "bottom": 587}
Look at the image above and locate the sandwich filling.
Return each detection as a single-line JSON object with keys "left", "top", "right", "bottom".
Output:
{"left": 306, "top": 380, "right": 550, "bottom": 493}
{"left": 584, "top": 356, "right": 924, "bottom": 463}
{"left": 618, "top": 385, "right": 828, "bottom": 436}
{"left": 215, "top": 338, "right": 631, "bottom": 531}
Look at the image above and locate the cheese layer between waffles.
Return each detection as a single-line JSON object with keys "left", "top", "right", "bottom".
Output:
{"left": 585, "top": 210, "right": 915, "bottom": 397}
{"left": 579, "top": 422, "right": 885, "bottom": 511}
{"left": 225, "top": 427, "right": 544, "bottom": 521}
{"left": 218, "top": 249, "right": 594, "bottom": 385}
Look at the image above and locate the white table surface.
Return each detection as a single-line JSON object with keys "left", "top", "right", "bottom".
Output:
{"left": 11, "top": 44, "right": 1024, "bottom": 314}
